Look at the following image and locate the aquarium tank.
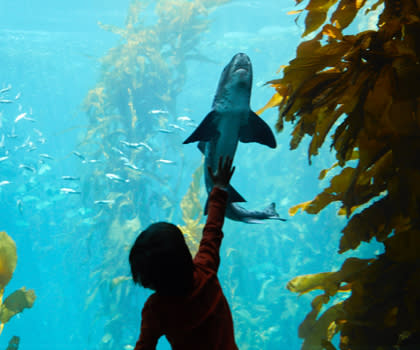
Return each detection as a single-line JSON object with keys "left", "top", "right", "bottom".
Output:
{"left": 0, "top": 0, "right": 419, "bottom": 349}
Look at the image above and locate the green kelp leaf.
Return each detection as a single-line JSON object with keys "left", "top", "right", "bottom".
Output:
{"left": 0, "top": 232, "right": 17, "bottom": 291}
{"left": 303, "top": 10, "right": 328, "bottom": 37}
{"left": 331, "top": 0, "right": 367, "bottom": 30}
{"left": 179, "top": 163, "right": 204, "bottom": 255}
{"left": 384, "top": 229, "right": 420, "bottom": 263}
{"left": 287, "top": 272, "right": 337, "bottom": 295}
{"left": 288, "top": 258, "right": 371, "bottom": 296}
{"left": 339, "top": 197, "right": 393, "bottom": 253}
{"left": 301, "top": 303, "right": 345, "bottom": 350}
{"left": 299, "top": 294, "right": 330, "bottom": 338}
{"left": 6, "top": 336, "right": 19, "bottom": 350}
{"left": 0, "top": 287, "right": 36, "bottom": 324}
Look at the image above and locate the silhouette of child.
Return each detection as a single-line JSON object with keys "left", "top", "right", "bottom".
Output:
{"left": 129, "top": 156, "right": 238, "bottom": 350}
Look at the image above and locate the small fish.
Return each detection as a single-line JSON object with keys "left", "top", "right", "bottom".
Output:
{"left": 0, "top": 85, "right": 11, "bottom": 94}
{"left": 148, "top": 109, "right": 169, "bottom": 115}
{"left": 14, "top": 113, "right": 27, "bottom": 123}
{"left": 158, "top": 128, "right": 173, "bottom": 134}
{"left": 88, "top": 159, "right": 102, "bottom": 163}
{"left": 120, "top": 140, "right": 153, "bottom": 152}
{"left": 0, "top": 100, "right": 13, "bottom": 104}
{"left": 60, "top": 188, "right": 81, "bottom": 194}
{"left": 177, "top": 116, "right": 193, "bottom": 122}
{"left": 39, "top": 153, "right": 54, "bottom": 160}
{"left": 33, "top": 128, "right": 43, "bottom": 136}
{"left": 17, "top": 199, "right": 23, "bottom": 214}
{"left": 156, "top": 159, "right": 176, "bottom": 165}
{"left": 72, "top": 151, "right": 86, "bottom": 161}
{"left": 61, "top": 176, "right": 80, "bottom": 181}
{"left": 0, "top": 180, "right": 11, "bottom": 186}
{"left": 7, "top": 132, "right": 18, "bottom": 139}
{"left": 112, "top": 147, "right": 127, "bottom": 157}
{"left": 123, "top": 160, "right": 142, "bottom": 171}
{"left": 105, "top": 173, "right": 130, "bottom": 183}
{"left": 169, "top": 123, "right": 186, "bottom": 132}
{"left": 94, "top": 199, "right": 115, "bottom": 205}
{"left": 0, "top": 134, "right": 4, "bottom": 148}
{"left": 18, "top": 164, "right": 36, "bottom": 172}
{"left": 0, "top": 156, "right": 8, "bottom": 162}
{"left": 23, "top": 116, "right": 36, "bottom": 123}
{"left": 15, "top": 92, "right": 21, "bottom": 100}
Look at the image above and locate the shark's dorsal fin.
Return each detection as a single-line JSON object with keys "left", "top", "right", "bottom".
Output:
{"left": 183, "top": 111, "right": 218, "bottom": 144}
{"left": 239, "top": 111, "right": 277, "bottom": 148}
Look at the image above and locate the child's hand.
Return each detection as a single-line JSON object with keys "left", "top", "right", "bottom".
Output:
{"left": 208, "top": 156, "right": 235, "bottom": 189}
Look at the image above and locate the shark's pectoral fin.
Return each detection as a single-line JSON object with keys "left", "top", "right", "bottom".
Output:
{"left": 239, "top": 111, "right": 277, "bottom": 148}
{"left": 183, "top": 111, "right": 218, "bottom": 144}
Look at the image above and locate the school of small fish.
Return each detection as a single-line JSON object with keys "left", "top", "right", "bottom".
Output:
{"left": 0, "top": 84, "right": 196, "bottom": 217}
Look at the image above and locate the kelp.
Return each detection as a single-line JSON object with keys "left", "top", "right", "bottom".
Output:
{"left": 0, "top": 231, "right": 36, "bottom": 335}
{"left": 261, "top": 0, "right": 420, "bottom": 349}
{"left": 5, "top": 336, "right": 19, "bottom": 350}
{"left": 179, "top": 163, "right": 204, "bottom": 256}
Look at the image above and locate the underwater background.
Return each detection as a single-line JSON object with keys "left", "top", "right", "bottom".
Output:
{"left": 0, "top": 0, "right": 387, "bottom": 349}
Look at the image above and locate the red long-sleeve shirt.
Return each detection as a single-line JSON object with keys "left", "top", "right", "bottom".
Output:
{"left": 134, "top": 187, "right": 238, "bottom": 350}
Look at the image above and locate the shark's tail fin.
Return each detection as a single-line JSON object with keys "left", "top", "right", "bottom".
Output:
{"left": 265, "top": 203, "right": 287, "bottom": 221}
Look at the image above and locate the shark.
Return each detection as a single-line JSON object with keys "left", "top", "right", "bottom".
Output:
{"left": 183, "top": 53, "right": 285, "bottom": 223}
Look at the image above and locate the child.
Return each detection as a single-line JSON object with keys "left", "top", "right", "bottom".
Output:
{"left": 129, "top": 156, "right": 238, "bottom": 350}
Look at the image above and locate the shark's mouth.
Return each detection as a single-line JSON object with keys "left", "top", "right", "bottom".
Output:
{"left": 234, "top": 65, "right": 248, "bottom": 73}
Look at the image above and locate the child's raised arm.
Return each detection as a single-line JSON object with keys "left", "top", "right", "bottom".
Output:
{"left": 194, "top": 157, "right": 234, "bottom": 272}
{"left": 208, "top": 156, "right": 235, "bottom": 190}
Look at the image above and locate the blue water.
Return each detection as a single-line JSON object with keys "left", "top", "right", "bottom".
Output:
{"left": 0, "top": 1, "right": 383, "bottom": 349}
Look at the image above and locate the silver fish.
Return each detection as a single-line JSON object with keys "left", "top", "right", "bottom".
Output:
{"left": 148, "top": 109, "right": 169, "bottom": 115}
{"left": 169, "top": 123, "right": 186, "bottom": 132}
{"left": 14, "top": 113, "right": 27, "bottom": 123}
{"left": 39, "top": 153, "right": 54, "bottom": 160}
{"left": 61, "top": 176, "right": 80, "bottom": 181}
{"left": 72, "top": 151, "right": 86, "bottom": 161}
{"left": 156, "top": 159, "right": 175, "bottom": 165}
{"left": 0, "top": 85, "right": 11, "bottom": 94}
{"left": 120, "top": 140, "right": 153, "bottom": 152}
{"left": 105, "top": 173, "right": 130, "bottom": 183}
{"left": 18, "top": 164, "right": 36, "bottom": 172}
{"left": 177, "top": 116, "right": 193, "bottom": 122}
{"left": 60, "top": 188, "right": 81, "bottom": 194}
{"left": 94, "top": 200, "right": 115, "bottom": 205}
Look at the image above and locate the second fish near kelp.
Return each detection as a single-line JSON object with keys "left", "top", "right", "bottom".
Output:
{"left": 183, "top": 53, "right": 285, "bottom": 224}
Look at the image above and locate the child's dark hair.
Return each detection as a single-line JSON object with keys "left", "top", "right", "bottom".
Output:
{"left": 129, "top": 222, "right": 194, "bottom": 296}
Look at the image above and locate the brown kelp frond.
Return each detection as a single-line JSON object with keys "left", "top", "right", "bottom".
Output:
{"left": 263, "top": 0, "right": 420, "bottom": 349}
